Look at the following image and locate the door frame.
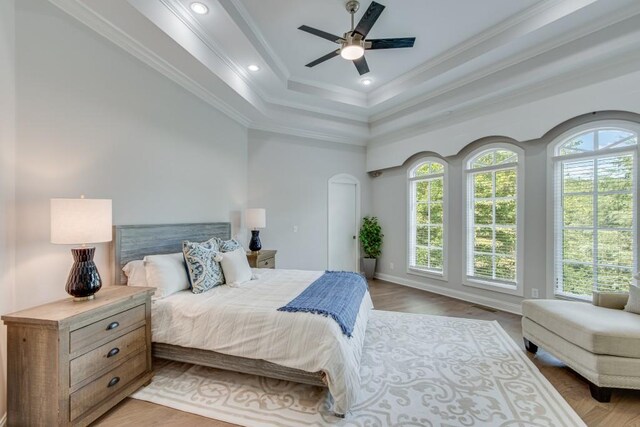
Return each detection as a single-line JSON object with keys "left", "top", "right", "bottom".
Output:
{"left": 327, "top": 173, "right": 361, "bottom": 271}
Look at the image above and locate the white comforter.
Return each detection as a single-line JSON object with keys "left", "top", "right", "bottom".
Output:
{"left": 151, "top": 269, "right": 373, "bottom": 414}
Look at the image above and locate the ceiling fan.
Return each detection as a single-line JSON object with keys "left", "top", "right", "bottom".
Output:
{"left": 298, "top": 0, "right": 416, "bottom": 76}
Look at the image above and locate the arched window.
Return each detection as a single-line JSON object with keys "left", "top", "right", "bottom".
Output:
{"left": 464, "top": 144, "right": 524, "bottom": 295}
{"left": 408, "top": 158, "right": 447, "bottom": 278}
{"left": 550, "top": 123, "right": 638, "bottom": 299}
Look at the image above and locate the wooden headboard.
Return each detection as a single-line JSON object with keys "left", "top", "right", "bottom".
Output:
{"left": 112, "top": 222, "right": 231, "bottom": 285}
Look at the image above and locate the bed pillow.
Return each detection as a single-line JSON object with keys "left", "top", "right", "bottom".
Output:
{"left": 183, "top": 238, "right": 224, "bottom": 294}
{"left": 144, "top": 253, "right": 190, "bottom": 298}
{"left": 219, "top": 238, "right": 243, "bottom": 253}
{"left": 625, "top": 285, "right": 640, "bottom": 315}
{"left": 122, "top": 260, "right": 148, "bottom": 287}
{"left": 219, "top": 248, "right": 253, "bottom": 286}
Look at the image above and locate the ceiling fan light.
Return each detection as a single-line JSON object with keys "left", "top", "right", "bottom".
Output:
{"left": 340, "top": 44, "right": 365, "bottom": 60}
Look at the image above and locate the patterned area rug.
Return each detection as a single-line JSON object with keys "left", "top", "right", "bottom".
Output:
{"left": 132, "top": 310, "right": 585, "bottom": 427}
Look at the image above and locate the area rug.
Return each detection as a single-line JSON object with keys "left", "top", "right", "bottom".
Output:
{"left": 132, "top": 310, "right": 585, "bottom": 427}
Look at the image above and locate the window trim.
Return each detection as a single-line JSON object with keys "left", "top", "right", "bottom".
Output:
{"left": 463, "top": 143, "right": 525, "bottom": 296}
{"left": 546, "top": 120, "right": 640, "bottom": 301}
{"left": 406, "top": 157, "right": 449, "bottom": 281}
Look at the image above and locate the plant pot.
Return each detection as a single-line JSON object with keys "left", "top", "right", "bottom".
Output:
{"left": 362, "top": 258, "right": 377, "bottom": 280}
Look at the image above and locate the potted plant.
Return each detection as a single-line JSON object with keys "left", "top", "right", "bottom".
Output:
{"left": 359, "top": 216, "right": 383, "bottom": 279}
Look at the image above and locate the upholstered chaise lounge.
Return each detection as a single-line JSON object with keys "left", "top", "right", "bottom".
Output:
{"left": 522, "top": 291, "right": 640, "bottom": 402}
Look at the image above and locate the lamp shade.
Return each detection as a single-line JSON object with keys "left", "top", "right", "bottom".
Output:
{"left": 51, "top": 198, "right": 112, "bottom": 244}
{"left": 245, "top": 208, "right": 266, "bottom": 229}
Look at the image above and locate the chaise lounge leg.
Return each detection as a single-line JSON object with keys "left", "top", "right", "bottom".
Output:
{"left": 589, "top": 383, "right": 612, "bottom": 403}
{"left": 523, "top": 338, "right": 538, "bottom": 354}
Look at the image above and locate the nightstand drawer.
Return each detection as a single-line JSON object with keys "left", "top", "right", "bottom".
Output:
{"left": 258, "top": 257, "right": 275, "bottom": 268}
{"left": 70, "top": 349, "right": 147, "bottom": 422}
{"left": 70, "top": 326, "right": 147, "bottom": 388}
{"left": 246, "top": 250, "right": 277, "bottom": 269}
{"left": 70, "top": 304, "right": 145, "bottom": 354}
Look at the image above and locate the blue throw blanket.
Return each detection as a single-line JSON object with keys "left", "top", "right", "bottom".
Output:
{"left": 278, "top": 271, "right": 368, "bottom": 338}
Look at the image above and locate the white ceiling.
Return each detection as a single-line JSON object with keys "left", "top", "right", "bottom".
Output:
{"left": 236, "top": 0, "right": 540, "bottom": 92}
{"left": 49, "top": 0, "right": 640, "bottom": 148}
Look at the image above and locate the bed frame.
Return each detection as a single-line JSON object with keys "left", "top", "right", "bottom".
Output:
{"left": 112, "top": 222, "right": 326, "bottom": 387}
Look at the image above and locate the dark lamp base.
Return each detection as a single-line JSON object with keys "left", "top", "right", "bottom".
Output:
{"left": 66, "top": 247, "right": 102, "bottom": 301}
{"left": 249, "top": 230, "right": 262, "bottom": 252}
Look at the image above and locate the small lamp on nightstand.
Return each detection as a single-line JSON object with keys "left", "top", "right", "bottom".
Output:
{"left": 245, "top": 208, "right": 266, "bottom": 252}
{"left": 51, "top": 196, "right": 112, "bottom": 301}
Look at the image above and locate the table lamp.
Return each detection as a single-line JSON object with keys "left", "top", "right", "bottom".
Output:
{"left": 245, "top": 208, "right": 266, "bottom": 252}
{"left": 51, "top": 197, "right": 112, "bottom": 301}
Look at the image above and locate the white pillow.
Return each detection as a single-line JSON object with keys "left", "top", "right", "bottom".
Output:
{"left": 625, "top": 285, "right": 640, "bottom": 315}
{"left": 122, "top": 260, "right": 148, "bottom": 287}
{"left": 143, "top": 253, "right": 190, "bottom": 298}
{"left": 219, "top": 248, "right": 253, "bottom": 286}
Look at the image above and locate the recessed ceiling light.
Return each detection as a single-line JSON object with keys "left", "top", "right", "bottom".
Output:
{"left": 247, "top": 64, "right": 260, "bottom": 72}
{"left": 190, "top": 2, "right": 208, "bottom": 15}
{"left": 361, "top": 78, "right": 373, "bottom": 86}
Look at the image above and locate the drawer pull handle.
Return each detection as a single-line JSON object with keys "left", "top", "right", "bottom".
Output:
{"left": 106, "top": 321, "right": 119, "bottom": 331}
{"left": 108, "top": 376, "right": 120, "bottom": 387}
{"left": 107, "top": 347, "right": 120, "bottom": 358}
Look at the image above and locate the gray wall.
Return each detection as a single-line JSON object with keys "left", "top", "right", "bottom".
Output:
{"left": 247, "top": 130, "right": 371, "bottom": 270}
{"left": 0, "top": 0, "right": 15, "bottom": 421}
{"left": 13, "top": 0, "right": 248, "bottom": 310}
{"left": 372, "top": 112, "right": 640, "bottom": 313}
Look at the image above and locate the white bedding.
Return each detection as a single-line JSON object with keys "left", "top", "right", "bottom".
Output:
{"left": 151, "top": 268, "right": 373, "bottom": 414}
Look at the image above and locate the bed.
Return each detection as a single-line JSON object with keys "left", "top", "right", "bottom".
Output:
{"left": 112, "top": 222, "right": 373, "bottom": 415}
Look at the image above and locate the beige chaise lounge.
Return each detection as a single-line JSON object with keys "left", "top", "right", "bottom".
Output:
{"left": 522, "top": 291, "right": 640, "bottom": 402}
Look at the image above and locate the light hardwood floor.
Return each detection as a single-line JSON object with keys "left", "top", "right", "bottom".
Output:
{"left": 94, "top": 279, "right": 640, "bottom": 426}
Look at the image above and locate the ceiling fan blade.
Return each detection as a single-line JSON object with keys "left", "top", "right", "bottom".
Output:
{"left": 298, "top": 25, "right": 343, "bottom": 43}
{"left": 305, "top": 50, "right": 340, "bottom": 68}
{"left": 353, "top": 56, "right": 370, "bottom": 75}
{"left": 368, "top": 37, "right": 416, "bottom": 49}
{"left": 353, "top": 2, "right": 385, "bottom": 38}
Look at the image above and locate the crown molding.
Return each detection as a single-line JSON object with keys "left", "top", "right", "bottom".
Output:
{"left": 156, "top": 0, "right": 270, "bottom": 112}
{"left": 249, "top": 122, "right": 367, "bottom": 146}
{"left": 48, "top": 0, "right": 371, "bottom": 145}
{"left": 369, "top": 47, "right": 640, "bottom": 150}
{"left": 367, "top": 0, "right": 602, "bottom": 108}
{"left": 370, "top": 1, "right": 640, "bottom": 124}
{"left": 152, "top": 0, "right": 371, "bottom": 123}
{"left": 220, "top": 0, "right": 290, "bottom": 82}
{"left": 286, "top": 78, "right": 368, "bottom": 108}
{"left": 48, "top": 0, "right": 253, "bottom": 127}
{"left": 46, "top": 0, "right": 640, "bottom": 150}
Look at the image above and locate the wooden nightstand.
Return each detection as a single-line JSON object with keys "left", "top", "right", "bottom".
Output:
{"left": 246, "top": 249, "right": 277, "bottom": 269}
{"left": 2, "top": 286, "right": 154, "bottom": 427}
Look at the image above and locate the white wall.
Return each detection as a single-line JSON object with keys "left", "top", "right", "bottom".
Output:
{"left": 247, "top": 130, "right": 371, "bottom": 270}
{"left": 368, "top": 70, "right": 640, "bottom": 171}
{"left": 13, "top": 0, "right": 248, "bottom": 310}
{"left": 0, "top": 0, "right": 15, "bottom": 422}
{"left": 372, "top": 112, "right": 640, "bottom": 313}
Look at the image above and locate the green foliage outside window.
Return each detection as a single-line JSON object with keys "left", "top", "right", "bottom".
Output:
{"left": 410, "top": 161, "right": 445, "bottom": 272}
{"left": 559, "top": 153, "right": 635, "bottom": 297}
{"left": 470, "top": 160, "right": 518, "bottom": 283}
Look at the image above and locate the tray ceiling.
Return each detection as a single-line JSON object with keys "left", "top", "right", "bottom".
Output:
{"left": 50, "top": 0, "right": 640, "bottom": 146}
{"left": 234, "top": 0, "right": 540, "bottom": 91}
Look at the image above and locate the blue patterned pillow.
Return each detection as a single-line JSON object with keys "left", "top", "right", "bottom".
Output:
{"left": 183, "top": 238, "right": 224, "bottom": 294}
{"left": 219, "top": 238, "right": 243, "bottom": 253}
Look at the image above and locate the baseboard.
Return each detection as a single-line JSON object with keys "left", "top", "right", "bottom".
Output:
{"left": 374, "top": 272, "right": 523, "bottom": 315}
{"left": 1, "top": 412, "right": 6, "bottom": 427}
